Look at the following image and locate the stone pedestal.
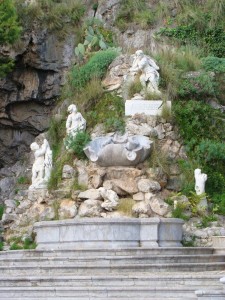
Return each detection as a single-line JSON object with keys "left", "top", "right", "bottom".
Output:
{"left": 212, "top": 236, "right": 225, "bottom": 254}
{"left": 34, "top": 217, "right": 184, "bottom": 250}
{"left": 125, "top": 100, "right": 171, "bottom": 116}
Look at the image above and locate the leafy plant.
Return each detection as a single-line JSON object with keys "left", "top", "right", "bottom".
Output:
{"left": 17, "top": 176, "right": 29, "bottom": 185}
{"left": 16, "top": 0, "right": 85, "bottom": 34}
{"left": 182, "top": 235, "right": 196, "bottom": 247}
{"left": 197, "top": 214, "right": 217, "bottom": 228}
{"left": 0, "top": 0, "right": 21, "bottom": 78}
{"left": 172, "top": 203, "right": 190, "bottom": 221}
{"left": 75, "top": 18, "right": 113, "bottom": 59}
{"left": 115, "top": 0, "right": 154, "bottom": 31}
{"left": 104, "top": 117, "right": 125, "bottom": 134}
{"left": 64, "top": 131, "right": 91, "bottom": 160}
{"left": 0, "top": 242, "right": 3, "bottom": 251}
{"left": 71, "top": 49, "right": 118, "bottom": 90}
{"left": 177, "top": 72, "right": 216, "bottom": 99}
{"left": 201, "top": 56, "right": 225, "bottom": 73}
{"left": 0, "top": 204, "right": 5, "bottom": 220}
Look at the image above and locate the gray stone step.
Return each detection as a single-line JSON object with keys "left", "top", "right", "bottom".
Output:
{"left": 0, "top": 286, "right": 211, "bottom": 298}
{"left": 0, "top": 272, "right": 224, "bottom": 288}
{"left": 0, "top": 247, "right": 214, "bottom": 259}
{"left": 195, "top": 289, "right": 225, "bottom": 299}
{"left": 1, "top": 254, "right": 224, "bottom": 266}
{"left": 0, "top": 298, "right": 197, "bottom": 300}
{"left": 1, "top": 262, "right": 225, "bottom": 276}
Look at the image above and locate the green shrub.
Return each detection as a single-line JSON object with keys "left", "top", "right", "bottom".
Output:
{"left": 104, "top": 117, "right": 125, "bottom": 134}
{"left": 177, "top": 72, "right": 216, "bottom": 99}
{"left": 174, "top": 100, "right": 225, "bottom": 202}
{"left": 172, "top": 203, "right": 190, "bottom": 221}
{"left": 157, "top": 2, "right": 225, "bottom": 58}
{"left": 0, "top": 242, "right": 3, "bottom": 251}
{"left": 201, "top": 56, "right": 225, "bottom": 73}
{"left": 71, "top": 49, "right": 118, "bottom": 90}
{"left": 85, "top": 92, "right": 124, "bottom": 131}
{"left": 115, "top": 0, "right": 154, "bottom": 31}
{"left": 0, "top": 204, "right": 4, "bottom": 220}
{"left": 48, "top": 151, "right": 73, "bottom": 191}
{"left": 17, "top": 176, "right": 29, "bottom": 185}
{"left": 16, "top": 0, "right": 85, "bottom": 33}
{"left": 64, "top": 131, "right": 91, "bottom": 159}
{"left": 197, "top": 214, "right": 217, "bottom": 228}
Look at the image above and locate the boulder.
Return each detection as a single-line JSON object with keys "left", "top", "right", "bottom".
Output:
{"left": 150, "top": 197, "right": 170, "bottom": 216}
{"left": 137, "top": 179, "right": 161, "bottom": 193}
{"left": 132, "top": 201, "right": 152, "bottom": 218}
{"left": 78, "top": 189, "right": 102, "bottom": 200}
{"left": 78, "top": 199, "right": 103, "bottom": 217}
{"left": 99, "top": 187, "right": 119, "bottom": 211}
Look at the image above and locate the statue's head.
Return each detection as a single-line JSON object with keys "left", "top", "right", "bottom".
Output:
{"left": 194, "top": 168, "right": 201, "bottom": 176}
{"left": 135, "top": 50, "right": 144, "bottom": 58}
{"left": 30, "top": 142, "right": 39, "bottom": 151}
{"left": 68, "top": 104, "right": 77, "bottom": 114}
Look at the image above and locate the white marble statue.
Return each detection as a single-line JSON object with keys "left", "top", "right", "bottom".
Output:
{"left": 129, "top": 50, "right": 161, "bottom": 95}
{"left": 84, "top": 133, "right": 152, "bottom": 167}
{"left": 66, "top": 104, "right": 86, "bottom": 137}
{"left": 29, "top": 139, "right": 52, "bottom": 190}
{"left": 194, "top": 169, "right": 207, "bottom": 195}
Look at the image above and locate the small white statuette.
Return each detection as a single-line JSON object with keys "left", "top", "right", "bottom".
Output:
{"left": 66, "top": 104, "right": 86, "bottom": 137}
{"left": 194, "top": 168, "right": 207, "bottom": 195}
{"left": 29, "top": 139, "right": 52, "bottom": 190}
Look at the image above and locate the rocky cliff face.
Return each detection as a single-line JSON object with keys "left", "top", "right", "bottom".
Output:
{"left": 0, "top": 29, "right": 75, "bottom": 168}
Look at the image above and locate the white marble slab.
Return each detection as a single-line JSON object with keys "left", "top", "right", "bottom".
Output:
{"left": 125, "top": 100, "right": 171, "bottom": 116}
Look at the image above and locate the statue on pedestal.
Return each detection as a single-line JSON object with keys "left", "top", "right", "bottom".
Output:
{"left": 129, "top": 50, "right": 161, "bottom": 96}
{"left": 66, "top": 104, "right": 86, "bottom": 137}
{"left": 29, "top": 139, "right": 52, "bottom": 190}
{"left": 194, "top": 169, "right": 207, "bottom": 195}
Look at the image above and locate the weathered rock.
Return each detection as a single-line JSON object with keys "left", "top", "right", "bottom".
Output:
{"left": 78, "top": 199, "right": 103, "bottom": 217}
{"left": 78, "top": 189, "right": 102, "bottom": 200}
{"left": 0, "top": 29, "right": 75, "bottom": 168}
{"left": 154, "top": 124, "right": 165, "bottom": 139}
{"left": 126, "top": 121, "right": 156, "bottom": 137}
{"left": 132, "top": 201, "right": 152, "bottom": 218}
{"left": 137, "top": 179, "right": 161, "bottom": 193}
{"left": 150, "top": 197, "right": 170, "bottom": 216}
{"left": 105, "top": 167, "right": 143, "bottom": 180}
{"left": 59, "top": 199, "right": 77, "bottom": 219}
{"left": 103, "top": 179, "right": 138, "bottom": 195}
{"left": 15, "top": 200, "right": 32, "bottom": 214}
{"left": 75, "top": 160, "right": 88, "bottom": 187}
{"left": 99, "top": 187, "right": 119, "bottom": 211}
{"left": 4, "top": 200, "right": 17, "bottom": 209}
{"left": 62, "top": 165, "right": 75, "bottom": 179}
{"left": 133, "top": 192, "right": 145, "bottom": 201}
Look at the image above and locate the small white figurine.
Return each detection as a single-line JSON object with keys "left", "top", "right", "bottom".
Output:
{"left": 194, "top": 168, "right": 207, "bottom": 195}
{"left": 130, "top": 50, "right": 161, "bottom": 95}
{"left": 29, "top": 139, "right": 52, "bottom": 190}
{"left": 66, "top": 104, "right": 86, "bottom": 137}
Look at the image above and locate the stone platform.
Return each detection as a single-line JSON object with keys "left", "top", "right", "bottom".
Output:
{"left": 34, "top": 218, "right": 184, "bottom": 250}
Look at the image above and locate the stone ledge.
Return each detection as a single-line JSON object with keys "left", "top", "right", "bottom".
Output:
{"left": 34, "top": 218, "right": 184, "bottom": 250}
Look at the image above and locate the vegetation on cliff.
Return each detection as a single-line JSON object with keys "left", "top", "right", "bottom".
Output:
{"left": 0, "top": 0, "right": 21, "bottom": 77}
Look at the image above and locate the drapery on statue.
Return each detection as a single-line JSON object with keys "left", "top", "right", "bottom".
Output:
{"left": 66, "top": 104, "right": 86, "bottom": 137}
{"left": 29, "top": 139, "right": 52, "bottom": 190}
{"left": 129, "top": 50, "right": 161, "bottom": 96}
{"left": 194, "top": 169, "right": 207, "bottom": 195}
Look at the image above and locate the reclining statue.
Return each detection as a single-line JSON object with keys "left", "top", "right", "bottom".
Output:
{"left": 129, "top": 50, "right": 161, "bottom": 96}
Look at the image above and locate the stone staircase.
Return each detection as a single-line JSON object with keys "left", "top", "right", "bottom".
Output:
{"left": 0, "top": 247, "right": 225, "bottom": 299}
